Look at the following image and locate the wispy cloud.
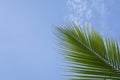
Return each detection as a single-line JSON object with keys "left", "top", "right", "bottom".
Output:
{"left": 66, "top": 0, "right": 92, "bottom": 25}
{"left": 66, "top": 0, "right": 108, "bottom": 27}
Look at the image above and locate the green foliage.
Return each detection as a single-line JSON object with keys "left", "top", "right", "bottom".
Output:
{"left": 56, "top": 23, "right": 120, "bottom": 80}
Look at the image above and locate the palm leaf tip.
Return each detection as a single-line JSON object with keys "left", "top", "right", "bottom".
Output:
{"left": 56, "top": 23, "right": 120, "bottom": 80}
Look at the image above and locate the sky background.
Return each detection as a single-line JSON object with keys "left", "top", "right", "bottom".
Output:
{"left": 0, "top": 0, "right": 120, "bottom": 80}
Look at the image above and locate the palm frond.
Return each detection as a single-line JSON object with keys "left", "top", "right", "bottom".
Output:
{"left": 56, "top": 23, "right": 120, "bottom": 80}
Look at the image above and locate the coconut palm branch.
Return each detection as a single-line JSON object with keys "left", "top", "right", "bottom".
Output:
{"left": 56, "top": 23, "right": 120, "bottom": 80}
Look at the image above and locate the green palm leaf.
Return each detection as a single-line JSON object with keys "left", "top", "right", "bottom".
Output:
{"left": 56, "top": 23, "right": 120, "bottom": 80}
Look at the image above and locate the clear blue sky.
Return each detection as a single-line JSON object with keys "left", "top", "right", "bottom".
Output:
{"left": 0, "top": 0, "right": 66, "bottom": 80}
{"left": 0, "top": 0, "right": 120, "bottom": 80}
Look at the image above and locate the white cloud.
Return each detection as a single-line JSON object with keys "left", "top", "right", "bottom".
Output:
{"left": 66, "top": 0, "right": 92, "bottom": 25}
{"left": 66, "top": 0, "right": 108, "bottom": 27}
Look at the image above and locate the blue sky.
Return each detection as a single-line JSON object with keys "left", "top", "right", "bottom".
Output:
{"left": 0, "top": 0, "right": 66, "bottom": 80}
{"left": 0, "top": 0, "right": 120, "bottom": 80}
